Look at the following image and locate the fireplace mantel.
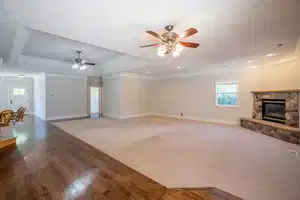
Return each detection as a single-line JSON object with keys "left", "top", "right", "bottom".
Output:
{"left": 251, "top": 89, "right": 300, "bottom": 93}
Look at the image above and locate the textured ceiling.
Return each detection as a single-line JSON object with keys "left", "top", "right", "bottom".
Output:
{"left": 0, "top": 0, "right": 299, "bottom": 77}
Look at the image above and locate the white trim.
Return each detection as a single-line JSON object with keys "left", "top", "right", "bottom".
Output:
{"left": 103, "top": 113, "right": 121, "bottom": 119}
{"left": 46, "top": 114, "right": 89, "bottom": 121}
{"left": 153, "top": 56, "right": 298, "bottom": 80}
{"left": 103, "top": 72, "right": 154, "bottom": 80}
{"left": 119, "top": 113, "right": 151, "bottom": 119}
{"left": 120, "top": 72, "right": 153, "bottom": 80}
{"left": 45, "top": 73, "right": 87, "bottom": 79}
{"left": 103, "top": 113, "right": 151, "bottom": 119}
{"left": 149, "top": 113, "right": 239, "bottom": 126}
{"left": 101, "top": 112, "right": 239, "bottom": 126}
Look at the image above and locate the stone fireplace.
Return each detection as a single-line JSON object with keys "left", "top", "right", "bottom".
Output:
{"left": 241, "top": 89, "right": 300, "bottom": 145}
{"left": 252, "top": 90, "right": 299, "bottom": 128}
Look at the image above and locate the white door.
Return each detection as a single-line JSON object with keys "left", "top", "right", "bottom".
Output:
{"left": 90, "top": 87, "right": 100, "bottom": 114}
{"left": 10, "top": 88, "right": 29, "bottom": 112}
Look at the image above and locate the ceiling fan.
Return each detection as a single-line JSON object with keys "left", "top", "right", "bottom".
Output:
{"left": 140, "top": 25, "right": 199, "bottom": 57}
{"left": 69, "top": 51, "right": 95, "bottom": 70}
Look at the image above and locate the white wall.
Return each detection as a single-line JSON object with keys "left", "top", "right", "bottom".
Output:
{"left": 119, "top": 75, "right": 151, "bottom": 117}
{"left": 33, "top": 73, "right": 46, "bottom": 119}
{"left": 45, "top": 74, "right": 88, "bottom": 120}
{"left": 0, "top": 76, "right": 34, "bottom": 113}
{"left": 150, "top": 59, "right": 300, "bottom": 124}
{"left": 103, "top": 75, "right": 121, "bottom": 118}
{"left": 103, "top": 73, "right": 151, "bottom": 119}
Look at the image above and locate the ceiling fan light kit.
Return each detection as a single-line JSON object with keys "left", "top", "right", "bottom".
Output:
{"left": 70, "top": 51, "right": 95, "bottom": 71}
{"left": 141, "top": 25, "right": 199, "bottom": 57}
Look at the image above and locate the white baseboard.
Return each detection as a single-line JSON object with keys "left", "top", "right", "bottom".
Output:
{"left": 119, "top": 113, "right": 151, "bottom": 119}
{"left": 103, "top": 113, "right": 121, "bottom": 119}
{"left": 46, "top": 114, "right": 88, "bottom": 121}
{"left": 104, "top": 113, "right": 151, "bottom": 119}
{"left": 149, "top": 113, "right": 239, "bottom": 126}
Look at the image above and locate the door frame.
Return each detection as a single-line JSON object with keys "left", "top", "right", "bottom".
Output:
{"left": 90, "top": 87, "right": 101, "bottom": 114}
{"left": 9, "top": 87, "right": 29, "bottom": 113}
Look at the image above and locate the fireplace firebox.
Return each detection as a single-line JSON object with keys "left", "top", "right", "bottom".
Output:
{"left": 262, "top": 99, "right": 286, "bottom": 124}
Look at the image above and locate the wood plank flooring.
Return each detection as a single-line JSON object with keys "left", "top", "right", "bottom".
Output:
{"left": 0, "top": 116, "right": 242, "bottom": 200}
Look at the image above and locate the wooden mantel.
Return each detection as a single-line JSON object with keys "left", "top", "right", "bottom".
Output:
{"left": 251, "top": 89, "right": 300, "bottom": 93}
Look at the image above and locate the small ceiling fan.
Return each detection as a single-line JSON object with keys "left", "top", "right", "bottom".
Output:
{"left": 69, "top": 51, "right": 95, "bottom": 70}
{"left": 140, "top": 25, "right": 200, "bottom": 57}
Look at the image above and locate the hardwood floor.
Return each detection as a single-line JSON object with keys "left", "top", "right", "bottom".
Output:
{"left": 0, "top": 116, "right": 242, "bottom": 200}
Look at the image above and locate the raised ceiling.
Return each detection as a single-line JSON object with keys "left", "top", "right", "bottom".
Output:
{"left": 0, "top": 0, "right": 299, "bottom": 77}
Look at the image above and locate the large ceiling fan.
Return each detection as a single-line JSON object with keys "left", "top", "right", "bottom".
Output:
{"left": 140, "top": 25, "right": 199, "bottom": 57}
{"left": 69, "top": 51, "right": 95, "bottom": 70}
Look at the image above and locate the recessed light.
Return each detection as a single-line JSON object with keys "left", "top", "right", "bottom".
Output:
{"left": 251, "top": 66, "right": 257, "bottom": 68}
{"left": 248, "top": 60, "right": 253, "bottom": 63}
{"left": 17, "top": 75, "right": 25, "bottom": 78}
{"left": 177, "top": 66, "right": 181, "bottom": 69}
{"left": 146, "top": 71, "right": 151, "bottom": 74}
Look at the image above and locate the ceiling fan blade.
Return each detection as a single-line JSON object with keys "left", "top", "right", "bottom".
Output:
{"left": 140, "top": 43, "right": 160, "bottom": 48}
{"left": 85, "top": 62, "right": 96, "bottom": 66}
{"left": 63, "top": 59, "right": 74, "bottom": 63}
{"left": 146, "top": 31, "right": 161, "bottom": 39}
{"left": 179, "top": 28, "right": 198, "bottom": 38}
{"left": 178, "top": 41, "right": 200, "bottom": 48}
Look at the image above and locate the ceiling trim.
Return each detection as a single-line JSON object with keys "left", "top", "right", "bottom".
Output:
{"left": 103, "top": 72, "right": 153, "bottom": 80}
{"left": 154, "top": 56, "right": 299, "bottom": 80}
{"left": 120, "top": 72, "right": 153, "bottom": 80}
{"left": 45, "top": 73, "right": 87, "bottom": 80}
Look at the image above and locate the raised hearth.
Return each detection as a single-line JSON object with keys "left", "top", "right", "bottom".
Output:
{"left": 241, "top": 89, "right": 300, "bottom": 144}
{"left": 241, "top": 118, "right": 300, "bottom": 145}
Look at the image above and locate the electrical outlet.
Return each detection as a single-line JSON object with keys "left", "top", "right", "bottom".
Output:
{"left": 288, "top": 148, "right": 298, "bottom": 156}
{"left": 181, "top": 112, "right": 183, "bottom": 116}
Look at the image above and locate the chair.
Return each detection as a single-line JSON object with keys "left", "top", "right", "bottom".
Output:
{"left": 13, "top": 107, "right": 26, "bottom": 124}
{"left": 0, "top": 110, "right": 14, "bottom": 127}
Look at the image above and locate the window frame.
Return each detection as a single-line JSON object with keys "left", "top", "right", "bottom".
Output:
{"left": 215, "top": 81, "right": 239, "bottom": 107}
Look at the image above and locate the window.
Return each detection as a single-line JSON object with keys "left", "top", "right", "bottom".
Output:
{"left": 13, "top": 88, "right": 25, "bottom": 96}
{"left": 216, "top": 81, "right": 238, "bottom": 106}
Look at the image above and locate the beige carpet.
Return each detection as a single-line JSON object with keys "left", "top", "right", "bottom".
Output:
{"left": 54, "top": 116, "right": 300, "bottom": 200}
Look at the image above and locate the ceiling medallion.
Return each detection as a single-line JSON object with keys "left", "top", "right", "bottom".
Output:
{"left": 140, "top": 25, "right": 200, "bottom": 57}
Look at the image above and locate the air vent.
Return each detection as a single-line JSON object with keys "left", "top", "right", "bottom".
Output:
{"left": 288, "top": 148, "right": 298, "bottom": 156}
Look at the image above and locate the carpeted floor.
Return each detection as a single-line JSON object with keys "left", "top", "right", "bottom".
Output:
{"left": 54, "top": 116, "right": 300, "bottom": 200}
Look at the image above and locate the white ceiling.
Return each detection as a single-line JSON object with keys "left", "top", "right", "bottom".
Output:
{"left": 0, "top": 0, "right": 299, "bottom": 77}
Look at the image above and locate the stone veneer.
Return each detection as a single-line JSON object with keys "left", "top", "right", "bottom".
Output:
{"left": 252, "top": 90, "right": 299, "bottom": 128}
{"left": 241, "top": 118, "right": 300, "bottom": 145}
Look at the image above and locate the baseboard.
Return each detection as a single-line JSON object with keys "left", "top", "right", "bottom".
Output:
{"left": 103, "top": 113, "right": 121, "bottom": 119}
{"left": 150, "top": 113, "right": 239, "bottom": 126}
{"left": 46, "top": 114, "right": 89, "bottom": 121}
{"left": 119, "top": 113, "right": 151, "bottom": 119}
{"left": 103, "top": 113, "right": 151, "bottom": 119}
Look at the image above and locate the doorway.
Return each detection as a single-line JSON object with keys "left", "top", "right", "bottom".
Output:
{"left": 90, "top": 87, "right": 101, "bottom": 115}
{"left": 10, "top": 88, "right": 29, "bottom": 113}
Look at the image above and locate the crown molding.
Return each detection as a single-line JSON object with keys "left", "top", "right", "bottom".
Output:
{"left": 119, "top": 72, "right": 153, "bottom": 80}
{"left": 154, "top": 56, "right": 299, "bottom": 80}
{"left": 103, "top": 72, "right": 154, "bottom": 80}
{"left": 45, "top": 73, "right": 87, "bottom": 80}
